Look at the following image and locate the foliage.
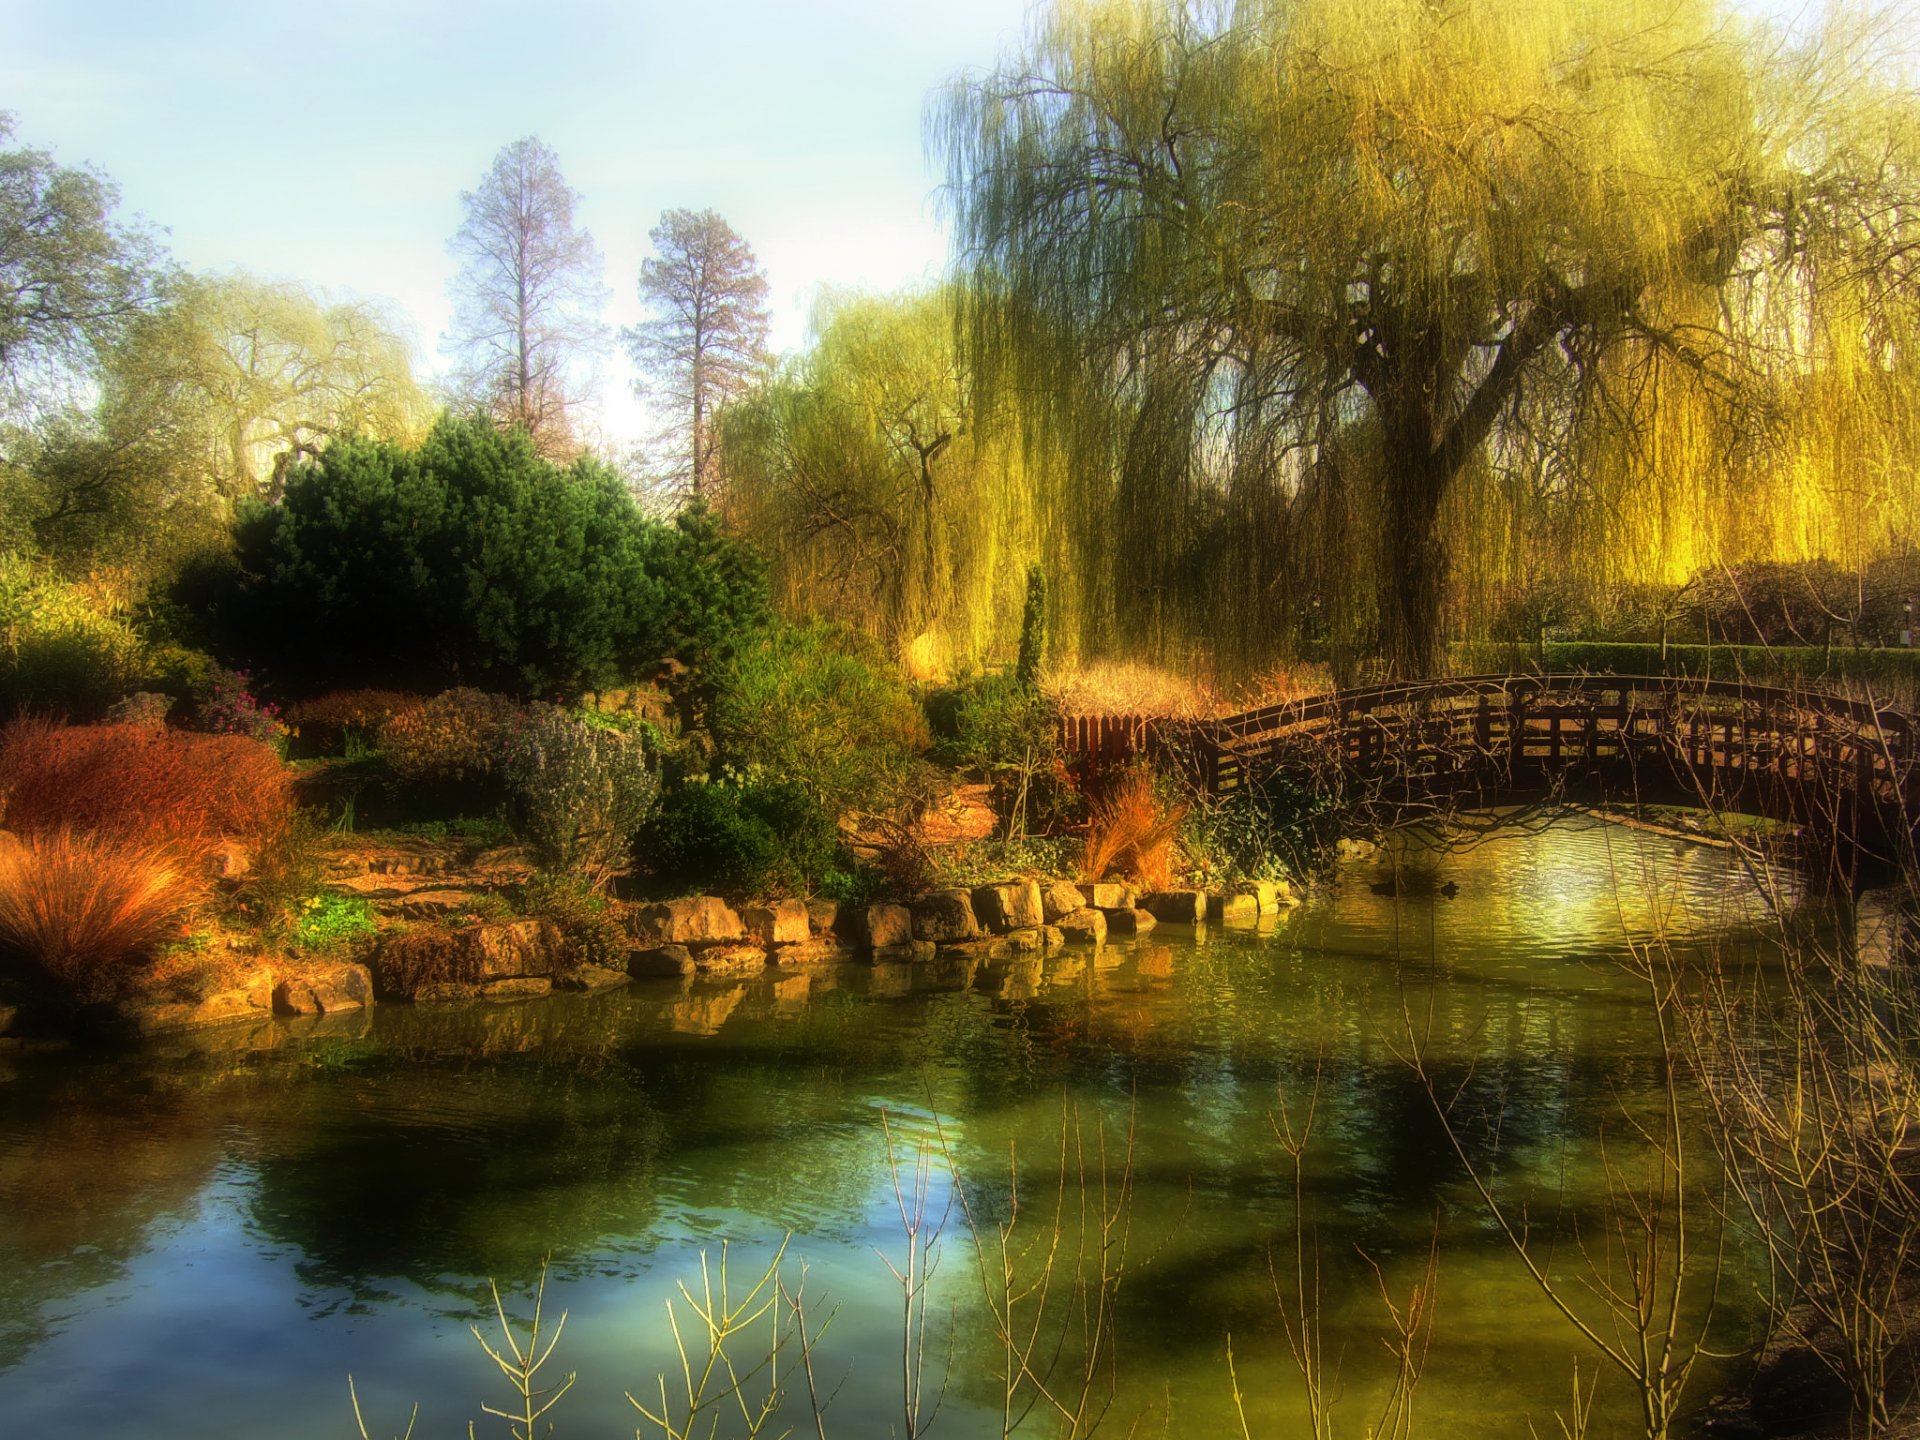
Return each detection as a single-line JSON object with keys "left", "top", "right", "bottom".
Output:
{"left": 0, "top": 112, "right": 160, "bottom": 420}
{"left": 196, "top": 416, "right": 667, "bottom": 695}
{"left": 651, "top": 497, "right": 771, "bottom": 674}
{"left": 643, "top": 778, "right": 840, "bottom": 897}
{"left": 940, "top": 0, "right": 1920, "bottom": 678}
{"left": 1451, "top": 641, "right": 1920, "bottom": 694}
{"left": 0, "top": 552, "right": 146, "bottom": 717}
{"left": 1081, "top": 764, "right": 1186, "bottom": 889}
{"left": 0, "top": 829, "right": 196, "bottom": 1005}
{"left": 285, "top": 689, "right": 421, "bottom": 756}
{"left": 1181, "top": 773, "right": 1340, "bottom": 885}
{"left": 372, "top": 922, "right": 482, "bottom": 998}
{"left": 504, "top": 704, "right": 658, "bottom": 888}
{"left": 627, "top": 208, "right": 769, "bottom": 497}
{"left": 1014, "top": 564, "right": 1047, "bottom": 689}
{"left": 709, "top": 621, "right": 926, "bottom": 816}
{"left": 293, "top": 893, "right": 378, "bottom": 953}
{"left": 720, "top": 286, "right": 1051, "bottom": 670}
{"left": 932, "top": 673, "right": 1072, "bottom": 838}
{"left": 232, "top": 812, "right": 330, "bottom": 934}
{"left": 518, "top": 871, "right": 625, "bottom": 973}
{"left": 0, "top": 717, "right": 292, "bottom": 855}
{"left": 445, "top": 136, "right": 606, "bottom": 457}
{"left": 380, "top": 688, "right": 524, "bottom": 788}
{"left": 196, "top": 666, "right": 287, "bottom": 748}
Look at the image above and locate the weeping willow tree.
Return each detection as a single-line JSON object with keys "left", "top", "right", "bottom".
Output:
{"left": 719, "top": 287, "right": 1068, "bottom": 674}
{"left": 941, "top": 0, "right": 1920, "bottom": 678}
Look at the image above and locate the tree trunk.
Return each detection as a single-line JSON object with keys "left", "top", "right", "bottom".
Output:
{"left": 1378, "top": 403, "right": 1451, "bottom": 680}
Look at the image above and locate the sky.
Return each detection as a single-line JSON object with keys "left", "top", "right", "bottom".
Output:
{"left": 0, "top": 0, "right": 1038, "bottom": 449}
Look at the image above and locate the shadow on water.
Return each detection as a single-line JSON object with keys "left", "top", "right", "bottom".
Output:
{"left": 0, "top": 811, "right": 1802, "bottom": 1437}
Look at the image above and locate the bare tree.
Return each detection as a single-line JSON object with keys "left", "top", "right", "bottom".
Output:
{"left": 625, "top": 208, "right": 769, "bottom": 498}
{"left": 444, "top": 136, "right": 606, "bottom": 457}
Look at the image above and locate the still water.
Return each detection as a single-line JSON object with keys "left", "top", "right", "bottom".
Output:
{"left": 0, "top": 814, "right": 1796, "bottom": 1437}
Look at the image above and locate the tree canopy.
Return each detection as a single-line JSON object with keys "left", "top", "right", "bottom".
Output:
{"left": 940, "top": 0, "right": 1920, "bottom": 677}
{"left": 0, "top": 113, "right": 160, "bottom": 426}
{"left": 627, "top": 209, "right": 770, "bottom": 498}
{"left": 445, "top": 137, "right": 607, "bottom": 458}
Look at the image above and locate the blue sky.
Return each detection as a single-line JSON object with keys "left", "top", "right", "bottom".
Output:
{"left": 0, "top": 0, "right": 1036, "bottom": 446}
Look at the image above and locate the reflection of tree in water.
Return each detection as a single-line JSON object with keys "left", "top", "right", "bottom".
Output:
{"left": 0, "top": 1067, "right": 226, "bottom": 1366}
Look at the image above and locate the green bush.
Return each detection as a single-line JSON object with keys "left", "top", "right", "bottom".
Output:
{"left": 1181, "top": 774, "right": 1339, "bottom": 883}
{"left": 293, "top": 894, "right": 379, "bottom": 952}
{"left": 190, "top": 415, "right": 672, "bottom": 696}
{"left": 710, "top": 621, "right": 926, "bottom": 816}
{"left": 505, "top": 706, "right": 659, "bottom": 886}
{"left": 931, "top": 673, "right": 1073, "bottom": 837}
{"left": 643, "top": 778, "right": 842, "bottom": 897}
{"left": 518, "top": 871, "right": 626, "bottom": 974}
{"left": 0, "top": 553, "right": 146, "bottom": 718}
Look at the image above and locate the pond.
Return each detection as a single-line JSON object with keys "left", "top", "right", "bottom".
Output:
{"left": 0, "top": 813, "right": 1801, "bottom": 1438}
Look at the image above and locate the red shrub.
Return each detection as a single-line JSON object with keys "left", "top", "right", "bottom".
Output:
{"left": 0, "top": 719, "right": 293, "bottom": 855}
{"left": 0, "top": 830, "right": 199, "bottom": 1003}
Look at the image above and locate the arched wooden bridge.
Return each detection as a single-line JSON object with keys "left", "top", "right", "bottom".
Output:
{"left": 1060, "top": 673, "right": 1920, "bottom": 885}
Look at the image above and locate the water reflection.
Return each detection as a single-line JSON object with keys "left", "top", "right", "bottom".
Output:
{"left": 0, "top": 813, "right": 1797, "bottom": 1437}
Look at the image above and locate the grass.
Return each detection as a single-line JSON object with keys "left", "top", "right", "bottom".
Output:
{"left": 1082, "top": 765, "right": 1186, "bottom": 889}
{"left": 0, "top": 829, "right": 200, "bottom": 1004}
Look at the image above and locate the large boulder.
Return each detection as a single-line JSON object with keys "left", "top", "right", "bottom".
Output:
{"left": 1234, "top": 879, "right": 1297, "bottom": 914}
{"left": 973, "top": 882, "right": 1046, "bottom": 934}
{"left": 556, "top": 963, "right": 631, "bottom": 993}
{"left": 912, "top": 890, "right": 982, "bottom": 944}
{"left": 1055, "top": 908, "right": 1108, "bottom": 946}
{"left": 743, "top": 900, "right": 810, "bottom": 947}
{"left": 1141, "top": 890, "right": 1206, "bottom": 924}
{"left": 807, "top": 900, "right": 841, "bottom": 936}
{"left": 1041, "top": 881, "right": 1087, "bottom": 922}
{"left": 695, "top": 943, "right": 770, "bottom": 977}
{"left": 629, "top": 944, "right": 695, "bottom": 979}
{"left": 630, "top": 896, "right": 746, "bottom": 947}
{"left": 273, "top": 960, "right": 375, "bottom": 1015}
{"left": 474, "top": 920, "right": 558, "bottom": 979}
{"left": 1105, "top": 908, "right": 1158, "bottom": 937}
{"left": 1208, "top": 893, "right": 1260, "bottom": 925}
{"left": 122, "top": 962, "right": 277, "bottom": 1034}
{"left": 861, "top": 903, "right": 914, "bottom": 951}
{"left": 1079, "top": 882, "right": 1136, "bottom": 911}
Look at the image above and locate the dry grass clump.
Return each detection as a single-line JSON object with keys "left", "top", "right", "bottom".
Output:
{"left": 1045, "top": 660, "right": 1226, "bottom": 719}
{"left": 1082, "top": 765, "right": 1187, "bottom": 888}
{"left": 371, "top": 923, "right": 483, "bottom": 998}
{"left": 0, "top": 718, "right": 292, "bottom": 856}
{"left": 0, "top": 830, "right": 200, "bottom": 1004}
{"left": 1228, "top": 660, "right": 1337, "bottom": 710}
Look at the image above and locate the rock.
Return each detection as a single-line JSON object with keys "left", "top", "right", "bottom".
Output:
{"left": 1041, "top": 881, "right": 1087, "bottom": 922}
{"left": 1000, "top": 926, "right": 1048, "bottom": 954}
{"left": 695, "top": 943, "right": 770, "bottom": 977}
{"left": 806, "top": 899, "right": 841, "bottom": 936}
{"left": 1208, "top": 893, "right": 1260, "bottom": 925}
{"left": 482, "top": 977, "right": 551, "bottom": 999}
{"left": 937, "top": 938, "right": 1001, "bottom": 963}
{"left": 912, "top": 889, "right": 982, "bottom": 943}
{"left": 629, "top": 944, "right": 695, "bottom": 978}
{"left": 272, "top": 960, "right": 375, "bottom": 1015}
{"left": 473, "top": 919, "right": 557, "bottom": 979}
{"left": 872, "top": 939, "right": 936, "bottom": 964}
{"left": 1079, "top": 882, "right": 1136, "bottom": 910}
{"left": 399, "top": 888, "right": 485, "bottom": 920}
{"left": 1141, "top": 891, "right": 1205, "bottom": 924}
{"left": 1105, "top": 908, "right": 1157, "bottom": 937}
{"left": 414, "top": 981, "right": 479, "bottom": 1003}
{"left": 555, "top": 963, "right": 630, "bottom": 993}
{"left": 972, "top": 881, "right": 1046, "bottom": 933}
{"left": 212, "top": 840, "right": 252, "bottom": 880}
{"left": 770, "top": 938, "right": 850, "bottom": 966}
{"left": 862, "top": 903, "right": 914, "bottom": 951}
{"left": 1041, "top": 925, "right": 1065, "bottom": 950}
{"left": 630, "top": 895, "right": 746, "bottom": 947}
{"left": 1334, "top": 837, "right": 1378, "bottom": 861}
{"left": 743, "top": 899, "right": 810, "bottom": 947}
{"left": 1232, "top": 879, "right": 1297, "bottom": 913}
{"left": 0, "top": 1004, "right": 16, "bottom": 1037}
{"left": 1055, "top": 908, "right": 1108, "bottom": 945}
{"left": 122, "top": 963, "right": 276, "bottom": 1034}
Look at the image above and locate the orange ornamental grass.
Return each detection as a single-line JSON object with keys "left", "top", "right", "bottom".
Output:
{"left": 0, "top": 830, "right": 200, "bottom": 1004}
{"left": 0, "top": 718, "right": 292, "bottom": 856}
{"left": 1081, "top": 764, "right": 1187, "bottom": 890}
